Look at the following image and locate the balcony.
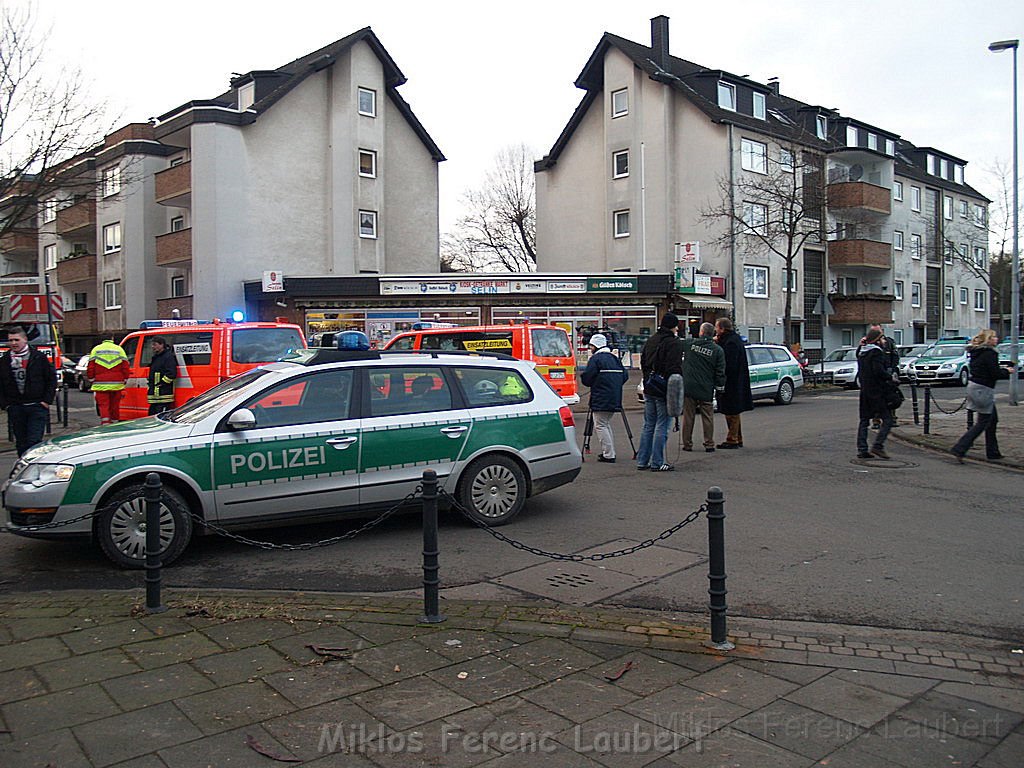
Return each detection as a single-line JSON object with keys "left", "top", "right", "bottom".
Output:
{"left": 826, "top": 181, "right": 891, "bottom": 216}
{"left": 55, "top": 252, "right": 97, "bottom": 285}
{"left": 829, "top": 293, "right": 896, "bottom": 325}
{"left": 155, "top": 228, "right": 192, "bottom": 267}
{"left": 155, "top": 161, "right": 191, "bottom": 207}
{"left": 828, "top": 239, "right": 892, "bottom": 270}
{"left": 157, "top": 295, "right": 193, "bottom": 319}
{"left": 62, "top": 308, "right": 98, "bottom": 335}
{"left": 0, "top": 228, "right": 38, "bottom": 257}
{"left": 55, "top": 199, "right": 96, "bottom": 237}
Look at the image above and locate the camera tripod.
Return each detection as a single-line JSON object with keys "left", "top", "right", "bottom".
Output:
{"left": 582, "top": 408, "right": 637, "bottom": 460}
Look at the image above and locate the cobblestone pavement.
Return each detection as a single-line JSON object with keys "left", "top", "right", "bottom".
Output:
{"left": 0, "top": 590, "right": 1021, "bottom": 767}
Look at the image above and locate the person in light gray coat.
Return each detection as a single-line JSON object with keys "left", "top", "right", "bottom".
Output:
{"left": 580, "top": 333, "right": 628, "bottom": 462}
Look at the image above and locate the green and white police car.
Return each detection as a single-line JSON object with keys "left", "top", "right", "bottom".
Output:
{"left": 3, "top": 350, "right": 582, "bottom": 568}
{"left": 909, "top": 340, "right": 970, "bottom": 386}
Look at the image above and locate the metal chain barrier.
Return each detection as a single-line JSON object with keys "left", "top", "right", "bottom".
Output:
{"left": 441, "top": 489, "right": 706, "bottom": 561}
{"left": 0, "top": 507, "right": 102, "bottom": 534}
{"left": 186, "top": 486, "right": 423, "bottom": 551}
{"left": 927, "top": 390, "right": 968, "bottom": 415}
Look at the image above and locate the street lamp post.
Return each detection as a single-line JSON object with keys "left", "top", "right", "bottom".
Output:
{"left": 989, "top": 39, "right": 1019, "bottom": 406}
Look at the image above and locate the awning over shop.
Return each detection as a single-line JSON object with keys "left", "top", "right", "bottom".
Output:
{"left": 683, "top": 296, "right": 734, "bottom": 310}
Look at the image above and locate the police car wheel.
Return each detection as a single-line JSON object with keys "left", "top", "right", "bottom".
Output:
{"left": 774, "top": 379, "right": 794, "bottom": 405}
{"left": 958, "top": 367, "right": 969, "bottom": 387}
{"left": 96, "top": 484, "right": 193, "bottom": 569}
{"left": 458, "top": 455, "right": 526, "bottom": 526}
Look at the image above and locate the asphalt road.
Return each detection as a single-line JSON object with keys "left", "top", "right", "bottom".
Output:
{"left": 1, "top": 383, "right": 1022, "bottom": 642}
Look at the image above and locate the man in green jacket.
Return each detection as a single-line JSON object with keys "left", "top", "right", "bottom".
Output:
{"left": 681, "top": 322, "right": 726, "bottom": 452}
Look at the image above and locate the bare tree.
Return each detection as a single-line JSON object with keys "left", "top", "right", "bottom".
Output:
{"left": 0, "top": 3, "right": 111, "bottom": 238}
{"left": 442, "top": 144, "right": 537, "bottom": 273}
{"left": 700, "top": 142, "right": 825, "bottom": 347}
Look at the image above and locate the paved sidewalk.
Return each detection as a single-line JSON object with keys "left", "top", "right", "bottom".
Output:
{"left": 0, "top": 590, "right": 1021, "bottom": 767}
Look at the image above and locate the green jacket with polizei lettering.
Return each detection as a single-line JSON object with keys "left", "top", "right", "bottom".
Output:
{"left": 147, "top": 348, "right": 176, "bottom": 404}
{"left": 681, "top": 336, "right": 726, "bottom": 402}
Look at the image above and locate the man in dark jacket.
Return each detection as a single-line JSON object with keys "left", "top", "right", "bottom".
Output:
{"left": 580, "top": 333, "right": 629, "bottom": 462}
{"left": 147, "top": 337, "right": 177, "bottom": 415}
{"left": 637, "top": 313, "right": 683, "bottom": 471}
{"left": 681, "top": 322, "right": 726, "bottom": 452}
{"left": 0, "top": 329, "right": 56, "bottom": 456}
{"left": 714, "top": 318, "right": 753, "bottom": 448}
{"left": 856, "top": 328, "right": 897, "bottom": 459}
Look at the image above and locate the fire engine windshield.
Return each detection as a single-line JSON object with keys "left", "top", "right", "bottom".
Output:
{"left": 531, "top": 328, "right": 571, "bottom": 358}
{"left": 231, "top": 328, "right": 305, "bottom": 363}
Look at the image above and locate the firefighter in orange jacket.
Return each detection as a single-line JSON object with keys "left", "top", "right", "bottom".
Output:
{"left": 86, "top": 338, "right": 130, "bottom": 424}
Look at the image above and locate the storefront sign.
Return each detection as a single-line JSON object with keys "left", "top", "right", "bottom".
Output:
{"left": 675, "top": 266, "right": 695, "bottom": 291}
{"left": 380, "top": 279, "right": 511, "bottom": 296}
{"left": 587, "top": 277, "right": 637, "bottom": 293}
{"left": 678, "top": 273, "right": 714, "bottom": 295}
{"left": 510, "top": 279, "right": 548, "bottom": 293}
{"left": 546, "top": 280, "right": 587, "bottom": 293}
{"left": 710, "top": 276, "right": 726, "bottom": 296}
{"left": 262, "top": 270, "right": 284, "bottom": 292}
{"left": 674, "top": 242, "right": 700, "bottom": 264}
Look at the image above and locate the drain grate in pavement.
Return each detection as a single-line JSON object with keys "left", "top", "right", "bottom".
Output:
{"left": 851, "top": 457, "right": 919, "bottom": 469}
{"left": 545, "top": 572, "right": 596, "bottom": 589}
{"left": 495, "top": 561, "right": 646, "bottom": 605}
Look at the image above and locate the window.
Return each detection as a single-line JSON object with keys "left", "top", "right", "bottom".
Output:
{"left": 232, "top": 327, "right": 305, "bottom": 364}
{"left": 779, "top": 148, "right": 794, "bottom": 173}
{"left": 237, "top": 81, "right": 255, "bottom": 111}
{"left": 940, "top": 158, "right": 950, "bottom": 179}
{"left": 892, "top": 181, "right": 903, "bottom": 201}
{"left": 944, "top": 286, "right": 954, "bottom": 310}
{"left": 741, "top": 138, "right": 767, "bottom": 173}
{"left": 782, "top": 268, "right": 798, "bottom": 292}
{"left": 894, "top": 280, "right": 904, "bottom": 300}
{"left": 944, "top": 245, "right": 953, "bottom": 265}
{"left": 170, "top": 216, "right": 184, "bottom": 232}
{"left": 369, "top": 367, "right": 453, "bottom": 417}
{"left": 612, "top": 150, "right": 629, "bottom": 178}
{"left": 358, "top": 210, "right": 378, "bottom": 239}
{"left": 455, "top": 366, "right": 531, "bottom": 407}
{"left": 910, "top": 186, "right": 921, "bottom": 211}
{"left": 911, "top": 282, "right": 921, "bottom": 308}
{"left": 103, "top": 280, "right": 122, "bottom": 309}
{"left": 959, "top": 200, "right": 969, "bottom": 219}
{"left": 841, "top": 329, "right": 854, "bottom": 346}
{"left": 893, "top": 329, "right": 903, "bottom": 344}
{"left": 974, "top": 290, "right": 986, "bottom": 312}
{"left": 247, "top": 370, "right": 355, "bottom": 426}
{"left": 885, "top": 138, "right": 895, "bottom": 156}
{"left": 357, "top": 87, "right": 376, "bottom": 117}
{"left": 72, "top": 292, "right": 87, "bottom": 310}
{"left": 955, "top": 165, "right": 964, "bottom": 185}
{"left": 960, "top": 243, "right": 969, "bottom": 263}
{"left": 171, "top": 275, "right": 186, "bottom": 297}
{"left": 103, "top": 222, "right": 121, "bottom": 253}
{"left": 42, "top": 199, "right": 57, "bottom": 224}
{"left": 815, "top": 115, "right": 827, "bottom": 139}
{"left": 743, "top": 265, "right": 768, "bottom": 298}
{"left": 959, "top": 287, "right": 968, "bottom": 305}
{"left": 613, "top": 209, "right": 630, "bottom": 238}
{"left": 846, "top": 125, "right": 858, "bottom": 147}
{"left": 170, "top": 155, "right": 185, "bottom": 167}
{"left": 717, "top": 82, "right": 736, "bottom": 111}
{"left": 44, "top": 244, "right": 56, "bottom": 270}
{"left": 973, "top": 204, "right": 985, "bottom": 227}
{"left": 752, "top": 92, "right": 766, "bottom": 120}
{"left": 742, "top": 201, "right": 768, "bottom": 234}
{"left": 841, "top": 276, "right": 858, "bottom": 295}
{"left": 927, "top": 154, "right": 937, "bottom": 175}
{"left": 867, "top": 133, "right": 878, "bottom": 151}
{"left": 611, "top": 88, "right": 628, "bottom": 117}
{"left": 893, "top": 231, "right": 904, "bottom": 251}
{"left": 910, "top": 234, "right": 921, "bottom": 260}
{"left": 747, "top": 327, "right": 764, "bottom": 343}
{"left": 102, "top": 165, "right": 121, "bottom": 197}
{"left": 973, "top": 246, "right": 986, "bottom": 267}
{"left": 943, "top": 196, "right": 953, "bottom": 220}
{"left": 358, "top": 149, "right": 377, "bottom": 178}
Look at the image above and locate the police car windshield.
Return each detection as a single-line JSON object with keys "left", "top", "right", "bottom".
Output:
{"left": 824, "top": 348, "right": 854, "bottom": 362}
{"left": 164, "top": 368, "right": 273, "bottom": 424}
{"left": 927, "top": 345, "right": 964, "bottom": 359}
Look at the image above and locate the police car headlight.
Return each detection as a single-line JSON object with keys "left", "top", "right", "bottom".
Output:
{"left": 939, "top": 363, "right": 954, "bottom": 370}
{"left": 836, "top": 367, "right": 854, "bottom": 375}
{"left": 19, "top": 464, "right": 75, "bottom": 486}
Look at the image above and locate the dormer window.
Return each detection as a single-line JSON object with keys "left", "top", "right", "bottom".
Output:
{"left": 815, "top": 115, "right": 827, "bottom": 140}
{"left": 940, "top": 158, "right": 949, "bottom": 179}
{"left": 867, "top": 133, "right": 878, "bottom": 151}
{"left": 752, "top": 92, "right": 766, "bottom": 120}
{"left": 885, "top": 138, "right": 895, "bottom": 156}
{"left": 846, "top": 125, "right": 858, "bottom": 147}
{"left": 717, "top": 82, "right": 736, "bottom": 111}
{"left": 927, "top": 154, "right": 937, "bottom": 175}
{"left": 955, "top": 165, "right": 964, "bottom": 185}
{"left": 237, "top": 82, "right": 255, "bottom": 111}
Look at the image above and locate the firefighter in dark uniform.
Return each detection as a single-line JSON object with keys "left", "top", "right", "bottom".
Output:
{"left": 147, "top": 337, "right": 177, "bottom": 415}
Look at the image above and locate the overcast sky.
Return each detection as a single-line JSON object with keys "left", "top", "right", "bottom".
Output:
{"left": 22, "top": 0, "right": 1023, "bottom": 240}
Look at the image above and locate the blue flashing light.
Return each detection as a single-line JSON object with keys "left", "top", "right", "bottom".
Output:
{"left": 230, "top": 310, "right": 245, "bottom": 323}
{"left": 336, "top": 331, "right": 370, "bottom": 351}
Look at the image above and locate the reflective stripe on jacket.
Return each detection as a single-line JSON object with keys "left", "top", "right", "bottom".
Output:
{"left": 147, "top": 348, "right": 177, "bottom": 404}
{"left": 87, "top": 341, "right": 130, "bottom": 391}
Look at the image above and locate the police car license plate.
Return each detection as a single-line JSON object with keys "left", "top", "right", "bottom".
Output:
{"left": 549, "top": 370, "right": 565, "bottom": 379}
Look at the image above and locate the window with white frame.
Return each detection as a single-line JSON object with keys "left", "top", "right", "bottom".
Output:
{"left": 927, "top": 154, "right": 937, "bottom": 175}
{"left": 103, "top": 280, "right": 122, "bottom": 309}
{"left": 611, "top": 88, "right": 628, "bottom": 117}
{"left": 44, "top": 244, "right": 56, "bottom": 270}
{"left": 885, "top": 138, "right": 895, "bottom": 156}
{"left": 960, "top": 243, "right": 969, "bottom": 262}
{"left": 740, "top": 138, "right": 767, "bottom": 173}
{"left": 974, "top": 290, "right": 986, "bottom": 311}
{"left": 171, "top": 275, "right": 186, "bottom": 297}
{"left": 910, "top": 186, "right": 921, "bottom": 211}
{"left": 743, "top": 265, "right": 768, "bottom": 298}
{"left": 867, "top": 133, "right": 878, "bottom": 151}
{"left": 102, "top": 165, "right": 121, "bottom": 197}
{"left": 42, "top": 199, "right": 57, "bottom": 223}
{"left": 893, "top": 181, "right": 903, "bottom": 201}
{"left": 170, "top": 216, "right": 184, "bottom": 232}
{"left": 959, "top": 287, "right": 968, "bottom": 305}
{"left": 742, "top": 201, "right": 768, "bottom": 234}
{"left": 973, "top": 246, "right": 986, "bottom": 267}
{"left": 103, "top": 222, "right": 121, "bottom": 253}
{"left": 944, "top": 286, "right": 954, "bottom": 310}
{"left": 893, "top": 329, "right": 904, "bottom": 344}
{"left": 357, "top": 87, "right": 376, "bottom": 117}
{"left": 893, "top": 230, "right": 904, "bottom": 251}
{"left": 237, "top": 81, "right": 255, "bottom": 111}
{"left": 717, "top": 82, "right": 736, "bottom": 111}
{"left": 955, "top": 165, "right": 964, "bottom": 185}
{"left": 846, "top": 125, "right": 858, "bottom": 146}
{"left": 973, "top": 204, "right": 985, "bottom": 227}
{"left": 752, "top": 92, "right": 766, "bottom": 120}
{"left": 358, "top": 149, "right": 377, "bottom": 178}
{"left": 940, "top": 158, "right": 950, "bottom": 179}
{"left": 894, "top": 280, "right": 904, "bottom": 300}
{"left": 782, "top": 268, "right": 798, "bottom": 292}
{"left": 612, "top": 149, "right": 629, "bottom": 178}
{"left": 841, "top": 276, "right": 859, "bottom": 295}
{"left": 943, "top": 196, "right": 953, "bottom": 220}
{"left": 815, "top": 115, "right": 827, "bottom": 139}
{"left": 841, "top": 329, "right": 854, "bottom": 346}
{"left": 613, "top": 209, "right": 630, "bottom": 238}
{"left": 910, "top": 234, "right": 921, "bottom": 260}
{"left": 944, "top": 245, "right": 953, "bottom": 264}
{"left": 779, "top": 148, "right": 794, "bottom": 173}
{"left": 358, "top": 210, "right": 378, "bottom": 239}
{"left": 911, "top": 282, "right": 921, "bottom": 307}
{"left": 959, "top": 200, "right": 968, "bottom": 218}
{"left": 747, "top": 327, "right": 764, "bottom": 342}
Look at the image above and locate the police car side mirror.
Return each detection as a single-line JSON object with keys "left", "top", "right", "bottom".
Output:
{"left": 227, "top": 408, "right": 256, "bottom": 430}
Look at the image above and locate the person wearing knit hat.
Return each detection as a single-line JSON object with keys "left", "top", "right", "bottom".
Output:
{"left": 637, "top": 312, "right": 684, "bottom": 471}
{"left": 580, "top": 333, "right": 628, "bottom": 462}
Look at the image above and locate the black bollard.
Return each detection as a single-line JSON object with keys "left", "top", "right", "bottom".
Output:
{"left": 911, "top": 384, "right": 920, "bottom": 425}
{"left": 420, "top": 470, "right": 445, "bottom": 624}
{"left": 705, "top": 486, "right": 734, "bottom": 651}
{"left": 62, "top": 382, "right": 69, "bottom": 428}
{"left": 923, "top": 386, "right": 931, "bottom": 435}
{"left": 144, "top": 473, "right": 167, "bottom": 614}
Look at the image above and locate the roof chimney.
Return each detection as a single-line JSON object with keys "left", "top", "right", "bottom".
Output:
{"left": 651, "top": 15, "right": 669, "bottom": 69}
{"left": 767, "top": 77, "right": 780, "bottom": 96}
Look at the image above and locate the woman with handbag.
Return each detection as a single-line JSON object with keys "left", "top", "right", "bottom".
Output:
{"left": 951, "top": 329, "right": 1010, "bottom": 463}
